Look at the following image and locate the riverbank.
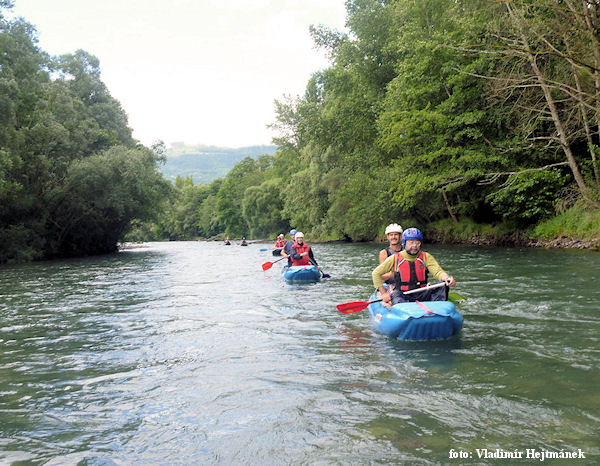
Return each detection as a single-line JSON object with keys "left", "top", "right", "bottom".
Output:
{"left": 426, "top": 229, "right": 600, "bottom": 250}
{"left": 425, "top": 206, "right": 600, "bottom": 250}
{"left": 122, "top": 205, "right": 600, "bottom": 251}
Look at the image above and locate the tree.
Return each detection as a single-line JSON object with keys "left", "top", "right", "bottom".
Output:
{"left": 458, "top": 0, "right": 599, "bottom": 203}
{"left": 44, "top": 146, "right": 170, "bottom": 257}
{"left": 242, "top": 179, "right": 288, "bottom": 237}
{"left": 0, "top": 6, "right": 170, "bottom": 261}
{"left": 216, "top": 157, "right": 265, "bottom": 236}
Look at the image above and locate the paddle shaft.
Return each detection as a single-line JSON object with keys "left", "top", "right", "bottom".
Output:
{"left": 403, "top": 281, "right": 446, "bottom": 295}
{"left": 309, "top": 257, "right": 330, "bottom": 278}
{"left": 261, "top": 255, "right": 287, "bottom": 271}
{"left": 336, "top": 282, "right": 448, "bottom": 313}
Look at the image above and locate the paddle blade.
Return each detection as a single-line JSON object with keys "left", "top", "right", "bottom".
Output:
{"left": 448, "top": 291, "right": 466, "bottom": 303}
{"left": 336, "top": 300, "right": 371, "bottom": 314}
{"left": 261, "top": 261, "right": 274, "bottom": 271}
{"left": 321, "top": 273, "right": 331, "bottom": 279}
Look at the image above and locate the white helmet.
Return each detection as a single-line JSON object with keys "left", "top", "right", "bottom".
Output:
{"left": 385, "top": 223, "right": 403, "bottom": 235}
{"left": 295, "top": 231, "right": 304, "bottom": 238}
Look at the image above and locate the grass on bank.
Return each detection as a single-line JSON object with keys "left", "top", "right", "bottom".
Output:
{"left": 529, "top": 202, "right": 600, "bottom": 241}
{"left": 426, "top": 203, "right": 600, "bottom": 245}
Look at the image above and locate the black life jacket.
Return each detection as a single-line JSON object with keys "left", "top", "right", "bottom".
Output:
{"left": 393, "top": 251, "right": 428, "bottom": 291}
{"left": 385, "top": 247, "right": 400, "bottom": 257}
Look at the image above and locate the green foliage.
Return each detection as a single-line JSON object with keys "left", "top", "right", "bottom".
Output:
{"left": 426, "top": 217, "right": 498, "bottom": 242}
{"left": 216, "top": 157, "right": 265, "bottom": 236}
{"left": 43, "top": 146, "right": 170, "bottom": 258}
{"left": 326, "top": 167, "right": 389, "bottom": 240}
{"left": 174, "top": 0, "right": 597, "bottom": 243}
{"left": 0, "top": 9, "right": 170, "bottom": 262}
{"left": 530, "top": 202, "right": 600, "bottom": 241}
{"left": 242, "top": 178, "right": 287, "bottom": 237}
{"left": 489, "top": 170, "right": 570, "bottom": 226}
{"left": 3, "top": 0, "right": 598, "bottom": 254}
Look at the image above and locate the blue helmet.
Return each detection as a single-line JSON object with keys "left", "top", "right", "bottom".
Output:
{"left": 289, "top": 229, "right": 297, "bottom": 236}
{"left": 402, "top": 227, "right": 423, "bottom": 249}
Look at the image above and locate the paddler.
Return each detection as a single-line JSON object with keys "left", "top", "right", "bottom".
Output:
{"left": 289, "top": 232, "right": 320, "bottom": 269}
{"left": 274, "top": 234, "right": 286, "bottom": 248}
{"left": 372, "top": 227, "right": 456, "bottom": 305}
{"left": 281, "top": 229, "right": 297, "bottom": 266}
{"left": 378, "top": 223, "right": 404, "bottom": 263}
{"left": 378, "top": 223, "right": 403, "bottom": 288}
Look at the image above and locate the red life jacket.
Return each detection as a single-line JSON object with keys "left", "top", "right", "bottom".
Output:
{"left": 291, "top": 242, "right": 311, "bottom": 266}
{"left": 275, "top": 240, "right": 285, "bottom": 248}
{"left": 393, "top": 251, "right": 428, "bottom": 291}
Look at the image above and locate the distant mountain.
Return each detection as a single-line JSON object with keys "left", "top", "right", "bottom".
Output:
{"left": 159, "top": 144, "right": 278, "bottom": 184}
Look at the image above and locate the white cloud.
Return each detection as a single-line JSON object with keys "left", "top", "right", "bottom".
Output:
{"left": 10, "top": 0, "right": 347, "bottom": 147}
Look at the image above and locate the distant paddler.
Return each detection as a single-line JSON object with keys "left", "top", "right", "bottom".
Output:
{"left": 274, "top": 234, "right": 285, "bottom": 249}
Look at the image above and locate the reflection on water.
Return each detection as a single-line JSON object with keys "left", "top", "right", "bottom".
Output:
{"left": 0, "top": 241, "right": 598, "bottom": 463}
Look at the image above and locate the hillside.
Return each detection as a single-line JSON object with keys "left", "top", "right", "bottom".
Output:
{"left": 160, "top": 144, "right": 278, "bottom": 184}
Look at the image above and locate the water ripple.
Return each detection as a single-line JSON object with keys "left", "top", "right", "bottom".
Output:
{"left": 0, "top": 242, "right": 598, "bottom": 463}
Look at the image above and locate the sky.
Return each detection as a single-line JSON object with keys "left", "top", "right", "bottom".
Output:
{"left": 9, "top": 0, "right": 347, "bottom": 148}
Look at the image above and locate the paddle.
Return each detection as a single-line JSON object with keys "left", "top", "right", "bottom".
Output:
{"left": 260, "top": 248, "right": 268, "bottom": 252}
{"left": 337, "top": 299, "right": 383, "bottom": 314}
{"left": 448, "top": 291, "right": 466, "bottom": 303}
{"left": 309, "top": 257, "right": 330, "bottom": 278}
{"left": 336, "top": 282, "right": 447, "bottom": 314}
{"left": 262, "top": 255, "right": 287, "bottom": 271}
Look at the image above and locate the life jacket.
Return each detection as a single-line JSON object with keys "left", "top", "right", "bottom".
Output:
{"left": 393, "top": 251, "right": 428, "bottom": 291}
{"left": 275, "top": 240, "right": 285, "bottom": 248}
{"left": 283, "top": 240, "right": 295, "bottom": 255}
{"left": 291, "top": 242, "right": 311, "bottom": 266}
{"left": 385, "top": 246, "right": 402, "bottom": 257}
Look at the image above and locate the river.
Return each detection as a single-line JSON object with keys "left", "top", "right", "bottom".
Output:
{"left": 0, "top": 241, "right": 598, "bottom": 464}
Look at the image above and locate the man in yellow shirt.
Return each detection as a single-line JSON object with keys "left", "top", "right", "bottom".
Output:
{"left": 372, "top": 227, "right": 456, "bottom": 305}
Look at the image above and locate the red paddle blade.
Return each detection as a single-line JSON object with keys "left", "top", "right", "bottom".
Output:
{"left": 336, "top": 301, "right": 371, "bottom": 314}
{"left": 262, "top": 261, "right": 274, "bottom": 271}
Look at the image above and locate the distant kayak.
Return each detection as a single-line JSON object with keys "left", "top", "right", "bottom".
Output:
{"left": 224, "top": 242, "right": 231, "bottom": 245}
{"left": 282, "top": 265, "right": 321, "bottom": 284}
{"left": 272, "top": 248, "right": 282, "bottom": 256}
{"left": 367, "top": 293, "right": 462, "bottom": 341}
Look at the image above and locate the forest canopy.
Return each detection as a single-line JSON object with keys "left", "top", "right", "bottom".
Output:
{"left": 3, "top": 0, "right": 599, "bottom": 261}
{"left": 0, "top": 4, "right": 169, "bottom": 262}
{"left": 136, "top": 0, "right": 600, "bottom": 243}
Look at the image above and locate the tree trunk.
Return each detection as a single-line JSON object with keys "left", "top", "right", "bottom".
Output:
{"left": 565, "top": 0, "right": 600, "bottom": 190}
{"left": 442, "top": 189, "right": 459, "bottom": 223}
{"left": 505, "top": 2, "right": 589, "bottom": 196}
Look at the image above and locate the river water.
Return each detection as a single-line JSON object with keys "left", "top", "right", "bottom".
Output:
{"left": 0, "top": 241, "right": 598, "bottom": 464}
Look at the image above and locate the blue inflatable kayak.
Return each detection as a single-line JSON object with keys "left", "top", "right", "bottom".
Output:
{"left": 367, "top": 292, "right": 463, "bottom": 341}
{"left": 282, "top": 265, "right": 321, "bottom": 284}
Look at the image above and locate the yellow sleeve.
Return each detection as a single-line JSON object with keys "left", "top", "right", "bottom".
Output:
{"left": 372, "top": 254, "right": 395, "bottom": 288}
{"left": 424, "top": 252, "right": 447, "bottom": 281}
